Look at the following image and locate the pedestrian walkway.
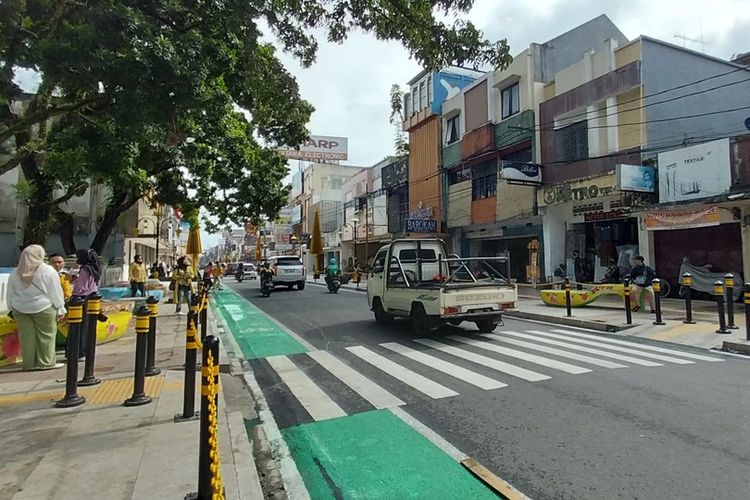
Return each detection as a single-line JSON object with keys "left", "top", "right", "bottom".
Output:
{"left": 0, "top": 303, "right": 263, "bottom": 500}
{"left": 249, "top": 327, "right": 724, "bottom": 429}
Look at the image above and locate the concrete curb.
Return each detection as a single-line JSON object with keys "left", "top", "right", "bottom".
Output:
{"left": 721, "top": 339, "right": 750, "bottom": 356}
{"left": 504, "top": 310, "right": 636, "bottom": 333}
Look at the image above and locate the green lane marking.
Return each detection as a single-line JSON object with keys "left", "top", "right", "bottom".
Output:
{"left": 213, "top": 288, "right": 308, "bottom": 359}
{"left": 282, "top": 410, "right": 497, "bottom": 499}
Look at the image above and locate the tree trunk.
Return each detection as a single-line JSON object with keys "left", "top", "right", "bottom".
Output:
{"left": 89, "top": 190, "right": 139, "bottom": 255}
{"left": 18, "top": 132, "right": 54, "bottom": 249}
{"left": 53, "top": 207, "right": 77, "bottom": 255}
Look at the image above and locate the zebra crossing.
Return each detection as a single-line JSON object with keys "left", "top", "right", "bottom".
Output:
{"left": 255, "top": 328, "right": 723, "bottom": 427}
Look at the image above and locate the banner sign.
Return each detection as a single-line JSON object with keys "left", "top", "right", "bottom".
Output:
{"left": 278, "top": 135, "right": 348, "bottom": 161}
{"left": 406, "top": 219, "right": 437, "bottom": 233}
{"left": 617, "top": 164, "right": 655, "bottom": 193}
{"left": 539, "top": 174, "right": 618, "bottom": 206}
{"left": 644, "top": 206, "right": 720, "bottom": 231}
{"left": 500, "top": 161, "right": 542, "bottom": 185}
{"left": 658, "top": 139, "right": 731, "bottom": 203}
{"left": 408, "top": 207, "right": 434, "bottom": 219}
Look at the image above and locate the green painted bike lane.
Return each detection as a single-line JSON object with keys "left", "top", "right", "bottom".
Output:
{"left": 213, "top": 288, "right": 498, "bottom": 499}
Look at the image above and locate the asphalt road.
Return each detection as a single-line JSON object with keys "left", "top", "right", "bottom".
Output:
{"left": 229, "top": 280, "right": 750, "bottom": 500}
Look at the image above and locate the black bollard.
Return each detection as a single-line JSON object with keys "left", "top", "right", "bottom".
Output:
{"left": 124, "top": 306, "right": 153, "bottom": 406}
{"left": 564, "top": 277, "right": 572, "bottom": 317}
{"left": 175, "top": 296, "right": 201, "bottom": 422}
{"left": 78, "top": 294, "right": 102, "bottom": 386}
{"left": 652, "top": 279, "right": 665, "bottom": 326}
{"left": 744, "top": 283, "right": 750, "bottom": 341}
{"left": 196, "top": 335, "right": 222, "bottom": 500}
{"left": 623, "top": 277, "right": 633, "bottom": 325}
{"left": 714, "top": 280, "right": 729, "bottom": 334}
{"left": 199, "top": 290, "right": 208, "bottom": 341}
{"left": 56, "top": 297, "right": 86, "bottom": 408}
{"left": 724, "top": 273, "right": 738, "bottom": 330}
{"left": 145, "top": 296, "right": 161, "bottom": 377}
{"left": 682, "top": 272, "right": 696, "bottom": 324}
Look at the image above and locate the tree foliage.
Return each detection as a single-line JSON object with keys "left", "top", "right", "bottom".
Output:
{"left": 1, "top": 0, "right": 511, "bottom": 253}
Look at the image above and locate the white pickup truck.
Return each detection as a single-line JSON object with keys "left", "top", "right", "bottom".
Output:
{"left": 367, "top": 238, "right": 517, "bottom": 333}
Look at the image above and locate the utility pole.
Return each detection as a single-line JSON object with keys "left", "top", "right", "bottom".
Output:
{"left": 365, "top": 194, "right": 369, "bottom": 268}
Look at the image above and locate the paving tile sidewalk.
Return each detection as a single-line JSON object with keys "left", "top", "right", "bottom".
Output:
{"left": 0, "top": 302, "right": 263, "bottom": 500}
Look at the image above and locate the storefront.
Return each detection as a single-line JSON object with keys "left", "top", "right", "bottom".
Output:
{"left": 462, "top": 221, "right": 544, "bottom": 283}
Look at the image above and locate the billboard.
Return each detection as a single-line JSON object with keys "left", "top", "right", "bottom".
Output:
{"left": 658, "top": 139, "right": 731, "bottom": 203}
{"left": 291, "top": 205, "right": 302, "bottom": 224}
{"left": 617, "top": 164, "right": 655, "bottom": 193}
{"left": 500, "top": 161, "right": 542, "bottom": 185}
{"left": 278, "top": 136, "right": 348, "bottom": 161}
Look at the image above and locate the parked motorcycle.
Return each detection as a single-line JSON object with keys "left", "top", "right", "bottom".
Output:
{"left": 260, "top": 274, "right": 274, "bottom": 297}
{"left": 327, "top": 276, "right": 341, "bottom": 294}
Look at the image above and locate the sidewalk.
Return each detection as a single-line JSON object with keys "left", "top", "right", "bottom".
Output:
{"left": 0, "top": 302, "right": 263, "bottom": 500}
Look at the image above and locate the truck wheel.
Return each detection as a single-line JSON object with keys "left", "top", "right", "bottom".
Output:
{"left": 297, "top": 282, "right": 305, "bottom": 290}
{"left": 475, "top": 319, "right": 499, "bottom": 333}
{"left": 373, "top": 298, "right": 393, "bottom": 325}
{"left": 411, "top": 304, "right": 430, "bottom": 334}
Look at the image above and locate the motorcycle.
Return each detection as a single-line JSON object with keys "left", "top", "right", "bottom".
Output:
{"left": 260, "top": 273, "right": 274, "bottom": 297}
{"left": 325, "top": 274, "right": 341, "bottom": 294}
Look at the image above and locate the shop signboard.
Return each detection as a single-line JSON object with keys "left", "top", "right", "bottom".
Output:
{"left": 290, "top": 205, "right": 302, "bottom": 224}
{"left": 539, "top": 174, "right": 618, "bottom": 206}
{"left": 644, "top": 206, "right": 720, "bottom": 231}
{"left": 657, "top": 139, "right": 731, "bottom": 203}
{"left": 278, "top": 135, "right": 348, "bottom": 161}
{"left": 406, "top": 218, "right": 438, "bottom": 233}
{"left": 616, "top": 164, "right": 655, "bottom": 193}
{"left": 500, "top": 161, "right": 543, "bottom": 185}
{"left": 408, "top": 207, "right": 434, "bottom": 219}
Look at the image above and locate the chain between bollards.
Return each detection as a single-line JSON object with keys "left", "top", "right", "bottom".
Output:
{"left": 176, "top": 295, "right": 201, "bottom": 423}
{"left": 124, "top": 306, "right": 153, "bottom": 406}
{"left": 623, "top": 277, "right": 633, "bottom": 325}
{"left": 744, "top": 283, "right": 750, "bottom": 341}
{"left": 682, "top": 272, "right": 696, "bottom": 324}
{"left": 78, "top": 294, "right": 102, "bottom": 386}
{"left": 724, "top": 273, "right": 738, "bottom": 330}
{"left": 199, "top": 289, "right": 209, "bottom": 341}
{"left": 564, "top": 277, "right": 572, "bottom": 317}
{"left": 714, "top": 280, "right": 729, "bottom": 334}
{"left": 145, "top": 296, "right": 161, "bottom": 376}
{"left": 652, "top": 279, "right": 665, "bottom": 326}
{"left": 56, "top": 297, "right": 86, "bottom": 408}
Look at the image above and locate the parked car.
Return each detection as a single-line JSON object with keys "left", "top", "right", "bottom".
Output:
{"left": 268, "top": 256, "right": 305, "bottom": 290}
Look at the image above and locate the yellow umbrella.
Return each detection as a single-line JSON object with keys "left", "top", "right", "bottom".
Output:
{"left": 255, "top": 233, "right": 262, "bottom": 261}
{"left": 311, "top": 209, "right": 323, "bottom": 273}
{"left": 185, "top": 225, "right": 202, "bottom": 274}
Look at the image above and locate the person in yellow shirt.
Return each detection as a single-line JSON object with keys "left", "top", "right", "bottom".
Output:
{"left": 211, "top": 263, "right": 224, "bottom": 290}
{"left": 129, "top": 254, "right": 148, "bottom": 297}
{"left": 48, "top": 253, "right": 73, "bottom": 300}
{"left": 173, "top": 256, "right": 195, "bottom": 315}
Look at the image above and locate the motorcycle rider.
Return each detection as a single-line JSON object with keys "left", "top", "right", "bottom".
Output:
{"left": 325, "top": 257, "right": 340, "bottom": 288}
{"left": 260, "top": 261, "right": 275, "bottom": 285}
{"left": 235, "top": 263, "right": 245, "bottom": 281}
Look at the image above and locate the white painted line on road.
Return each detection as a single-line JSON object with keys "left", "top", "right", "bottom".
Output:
{"left": 346, "top": 346, "right": 459, "bottom": 399}
{"left": 389, "top": 407, "right": 468, "bottom": 462}
{"left": 380, "top": 342, "right": 507, "bottom": 390}
{"left": 449, "top": 335, "right": 592, "bottom": 375}
{"left": 413, "top": 338, "right": 551, "bottom": 382}
{"left": 266, "top": 355, "right": 347, "bottom": 421}
{"left": 550, "top": 329, "right": 724, "bottom": 362}
{"left": 242, "top": 372, "right": 311, "bottom": 500}
{"left": 527, "top": 330, "right": 694, "bottom": 365}
{"left": 307, "top": 350, "right": 405, "bottom": 410}
{"left": 503, "top": 332, "right": 663, "bottom": 367}
{"left": 487, "top": 335, "right": 627, "bottom": 369}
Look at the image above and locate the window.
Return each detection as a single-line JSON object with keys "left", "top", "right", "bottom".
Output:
{"left": 472, "top": 160, "right": 497, "bottom": 200}
{"left": 448, "top": 166, "right": 471, "bottom": 185}
{"left": 411, "top": 87, "right": 418, "bottom": 114}
{"left": 445, "top": 115, "right": 460, "bottom": 144}
{"left": 427, "top": 76, "right": 432, "bottom": 105}
{"left": 404, "top": 93, "right": 411, "bottom": 118}
{"left": 555, "top": 120, "right": 589, "bottom": 162}
{"left": 419, "top": 82, "right": 426, "bottom": 110}
{"left": 372, "top": 251, "right": 386, "bottom": 273}
{"left": 399, "top": 249, "right": 437, "bottom": 263}
{"left": 501, "top": 82, "right": 520, "bottom": 119}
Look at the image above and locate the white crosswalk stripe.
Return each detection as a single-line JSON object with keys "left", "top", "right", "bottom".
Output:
{"left": 266, "top": 355, "right": 347, "bottom": 421}
{"left": 549, "top": 329, "right": 724, "bottom": 362}
{"left": 346, "top": 346, "right": 458, "bottom": 399}
{"left": 413, "top": 338, "right": 551, "bottom": 382}
{"left": 380, "top": 342, "right": 507, "bottom": 390}
{"left": 502, "top": 331, "right": 663, "bottom": 367}
{"left": 448, "top": 335, "right": 592, "bottom": 374}
{"left": 526, "top": 330, "right": 694, "bottom": 365}
{"left": 486, "top": 334, "right": 627, "bottom": 368}
{"left": 307, "top": 351, "right": 405, "bottom": 409}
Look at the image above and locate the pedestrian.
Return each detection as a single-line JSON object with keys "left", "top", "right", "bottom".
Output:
{"left": 72, "top": 248, "right": 102, "bottom": 358}
{"left": 165, "top": 263, "right": 172, "bottom": 278}
{"left": 129, "top": 254, "right": 147, "bottom": 297}
{"left": 353, "top": 263, "right": 362, "bottom": 288}
{"left": 6, "top": 245, "right": 66, "bottom": 370}
{"left": 212, "top": 263, "right": 224, "bottom": 290}
{"left": 173, "top": 256, "right": 194, "bottom": 315}
{"left": 629, "top": 255, "right": 656, "bottom": 313}
{"left": 572, "top": 250, "right": 584, "bottom": 283}
{"left": 157, "top": 261, "right": 166, "bottom": 279}
{"left": 48, "top": 253, "right": 73, "bottom": 300}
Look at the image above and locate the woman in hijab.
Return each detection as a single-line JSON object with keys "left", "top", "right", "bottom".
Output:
{"left": 173, "top": 256, "right": 194, "bottom": 315}
{"left": 6, "top": 245, "right": 66, "bottom": 370}
{"left": 72, "top": 248, "right": 102, "bottom": 357}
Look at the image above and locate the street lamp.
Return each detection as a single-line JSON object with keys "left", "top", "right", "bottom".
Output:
{"left": 137, "top": 209, "right": 170, "bottom": 266}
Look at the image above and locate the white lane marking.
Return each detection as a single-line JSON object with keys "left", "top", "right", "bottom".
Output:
{"left": 502, "top": 331, "right": 663, "bottom": 367}
{"left": 550, "top": 329, "right": 724, "bottom": 362}
{"left": 242, "top": 372, "right": 311, "bottom": 500}
{"left": 487, "top": 335, "right": 627, "bottom": 369}
{"left": 389, "top": 407, "right": 468, "bottom": 462}
{"left": 380, "top": 342, "right": 507, "bottom": 390}
{"left": 448, "top": 335, "right": 591, "bottom": 375}
{"left": 266, "top": 355, "right": 347, "bottom": 421}
{"left": 307, "top": 351, "right": 405, "bottom": 409}
{"left": 413, "top": 338, "right": 550, "bottom": 382}
{"left": 527, "top": 330, "right": 694, "bottom": 365}
{"left": 346, "top": 346, "right": 458, "bottom": 399}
